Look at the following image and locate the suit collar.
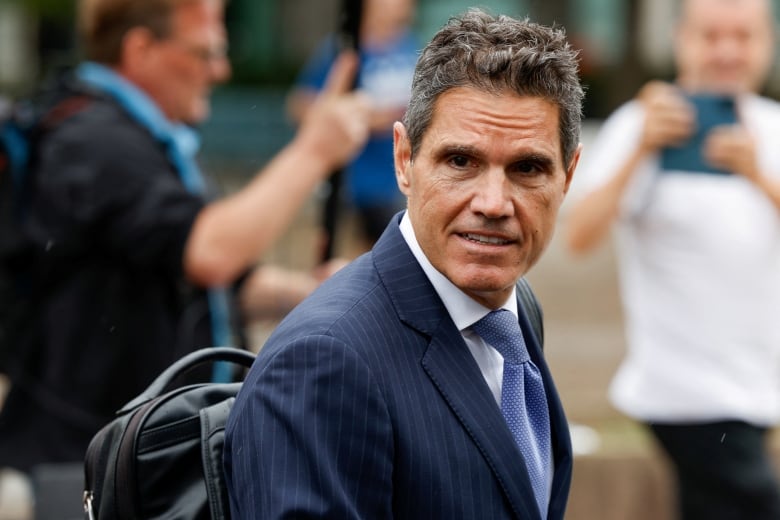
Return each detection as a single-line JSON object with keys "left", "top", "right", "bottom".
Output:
{"left": 372, "top": 212, "right": 448, "bottom": 336}
{"left": 372, "top": 214, "right": 572, "bottom": 519}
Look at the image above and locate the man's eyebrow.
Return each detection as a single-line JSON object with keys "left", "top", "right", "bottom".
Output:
{"left": 432, "top": 144, "right": 483, "bottom": 160}
{"left": 431, "top": 142, "right": 558, "bottom": 168}
{"left": 510, "top": 152, "right": 556, "bottom": 169}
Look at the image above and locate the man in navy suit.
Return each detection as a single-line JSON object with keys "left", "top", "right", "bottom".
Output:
{"left": 225, "top": 9, "right": 583, "bottom": 519}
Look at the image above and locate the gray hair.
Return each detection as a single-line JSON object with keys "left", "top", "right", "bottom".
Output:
{"left": 403, "top": 8, "right": 584, "bottom": 165}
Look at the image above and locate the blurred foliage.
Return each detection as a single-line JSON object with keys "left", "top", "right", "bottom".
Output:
{"left": 11, "top": 0, "right": 76, "bottom": 20}
{"left": 224, "top": 1, "right": 298, "bottom": 86}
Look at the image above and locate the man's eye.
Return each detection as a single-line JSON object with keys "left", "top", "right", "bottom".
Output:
{"left": 512, "top": 160, "right": 545, "bottom": 175}
{"left": 449, "top": 155, "right": 470, "bottom": 168}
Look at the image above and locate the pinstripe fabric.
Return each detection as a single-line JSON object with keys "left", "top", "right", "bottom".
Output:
{"left": 224, "top": 212, "right": 572, "bottom": 519}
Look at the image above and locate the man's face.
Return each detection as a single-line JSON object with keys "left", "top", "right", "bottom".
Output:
{"left": 364, "top": 0, "right": 415, "bottom": 28}
{"left": 676, "top": 0, "right": 774, "bottom": 94}
{"left": 394, "top": 87, "right": 579, "bottom": 309}
{"left": 141, "top": 0, "right": 230, "bottom": 124}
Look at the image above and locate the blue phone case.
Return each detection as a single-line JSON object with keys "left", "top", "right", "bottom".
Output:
{"left": 660, "top": 93, "right": 737, "bottom": 175}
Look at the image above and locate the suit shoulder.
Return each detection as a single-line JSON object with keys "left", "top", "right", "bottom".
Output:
{"left": 260, "top": 255, "right": 403, "bottom": 355}
{"left": 283, "top": 256, "right": 387, "bottom": 329}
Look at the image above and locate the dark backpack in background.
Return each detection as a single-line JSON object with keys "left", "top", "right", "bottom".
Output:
{"left": 83, "top": 347, "right": 255, "bottom": 520}
{"left": 0, "top": 95, "right": 39, "bottom": 365}
{"left": 0, "top": 74, "right": 93, "bottom": 371}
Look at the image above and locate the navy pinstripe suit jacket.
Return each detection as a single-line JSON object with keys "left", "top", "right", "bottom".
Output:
{"left": 224, "top": 214, "right": 572, "bottom": 519}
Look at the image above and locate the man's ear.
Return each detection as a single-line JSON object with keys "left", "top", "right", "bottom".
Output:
{"left": 119, "top": 26, "right": 156, "bottom": 76}
{"left": 393, "top": 121, "right": 412, "bottom": 196}
{"left": 563, "top": 142, "right": 582, "bottom": 195}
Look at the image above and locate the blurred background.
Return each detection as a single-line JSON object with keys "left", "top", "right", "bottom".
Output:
{"left": 4, "top": 0, "right": 780, "bottom": 175}
{"left": 2, "top": 0, "right": 780, "bottom": 518}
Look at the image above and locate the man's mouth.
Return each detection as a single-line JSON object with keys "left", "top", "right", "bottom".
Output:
{"left": 461, "top": 233, "right": 511, "bottom": 245}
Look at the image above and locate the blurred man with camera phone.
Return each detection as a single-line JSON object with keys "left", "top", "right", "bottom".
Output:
{"left": 566, "top": 0, "right": 780, "bottom": 518}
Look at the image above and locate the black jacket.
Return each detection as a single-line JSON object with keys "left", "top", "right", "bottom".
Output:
{"left": 0, "top": 94, "right": 216, "bottom": 471}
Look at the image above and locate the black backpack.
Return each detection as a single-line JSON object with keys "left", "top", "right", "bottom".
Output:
{"left": 0, "top": 75, "right": 93, "bottom": 370}
{"left": 82, "top": 347, "right": 255, "bottom": 520}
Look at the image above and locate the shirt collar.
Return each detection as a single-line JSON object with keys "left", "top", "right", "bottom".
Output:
{"left": 76, "top": 61, "right": 200, "bottom": 159}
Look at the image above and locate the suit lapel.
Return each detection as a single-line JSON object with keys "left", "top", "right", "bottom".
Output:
{"left": 372, "top": 216, "right": 544, "bottom": 519}
{"left": 421, "top": 326, "right": 542, "bottom": 519}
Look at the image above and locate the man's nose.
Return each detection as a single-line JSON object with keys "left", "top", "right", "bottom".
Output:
{"left": 471, "top": 169, "right": 514, "bottom": 218}
{"left": 210, "top": 55, "right": 231, "bottom": 83}
{"left": 713, "top": 35, "right": 743, "bottom": 63}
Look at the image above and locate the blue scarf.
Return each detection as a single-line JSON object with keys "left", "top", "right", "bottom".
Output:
{"left": 77, "top": 62, "right": 233, "bottom": 382}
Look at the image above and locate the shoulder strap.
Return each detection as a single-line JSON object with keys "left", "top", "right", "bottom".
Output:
{"left": 516, "top": 277, "right": 544, "bottom": 348}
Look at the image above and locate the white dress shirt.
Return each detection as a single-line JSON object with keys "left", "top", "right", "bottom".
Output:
{"left": 399, "top": 211, "right": 518, "bottom": 406}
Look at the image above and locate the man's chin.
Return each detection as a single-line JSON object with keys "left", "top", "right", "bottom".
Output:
{"left": 706, "top": 78, "right": 751, "bottom": 96}
{"left": 451, "top": 271, "right": 520, "bottom": 304}
{"left": 185, "top": 103, "right": 211, "bottom": 126}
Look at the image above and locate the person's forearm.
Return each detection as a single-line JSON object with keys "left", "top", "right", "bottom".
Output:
{"left": 753, "top": 174, "right": 780, "bottom": 213}
{"left": 184, "top": 136, "right": 333, "bottom": 287}
{"left": 184, "top": 52, "right": 369, "bottom": 287}
{"left": 566, "top": 147, "right": 648, "bottom": 254}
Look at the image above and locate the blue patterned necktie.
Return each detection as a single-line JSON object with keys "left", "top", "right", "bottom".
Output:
{"left": 472, "top": 309, "right": 552, "bottom": 519}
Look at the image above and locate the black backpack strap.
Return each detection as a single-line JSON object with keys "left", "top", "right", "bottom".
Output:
{"left": 517, "top": 277, "right": 544, "bottom": 348}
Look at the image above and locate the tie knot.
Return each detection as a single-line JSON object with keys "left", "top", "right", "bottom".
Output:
{"left": 471, "top": 309, "right": 529, "bottom": 365}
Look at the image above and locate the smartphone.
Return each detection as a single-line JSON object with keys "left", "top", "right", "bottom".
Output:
{"left": 660, "top": 93, "right": 737, "bottom": 175}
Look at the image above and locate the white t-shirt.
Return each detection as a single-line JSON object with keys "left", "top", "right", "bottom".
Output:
{"left": 572, "top": 94, "right": 780, "bottom": 425}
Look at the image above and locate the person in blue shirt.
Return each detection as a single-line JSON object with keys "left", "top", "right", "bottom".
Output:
{"left": 288, "top": 0, "right": 420, "bottom": 252}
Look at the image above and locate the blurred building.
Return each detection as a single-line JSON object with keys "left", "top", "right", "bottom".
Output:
{"left": 2, "top": 0, "right": 780, "bottom": 169}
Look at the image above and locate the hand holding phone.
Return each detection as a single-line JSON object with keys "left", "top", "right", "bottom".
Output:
{"left": 660, "top": 93, "right": 738, "bottom": 175}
